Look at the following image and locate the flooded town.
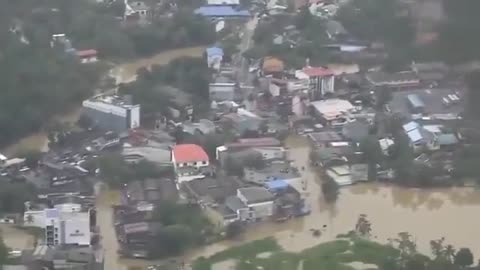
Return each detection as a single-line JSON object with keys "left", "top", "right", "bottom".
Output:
{"left": 2, "top": 0, "right": 480, "bottom": 270}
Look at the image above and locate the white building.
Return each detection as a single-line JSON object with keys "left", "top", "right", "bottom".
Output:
{"left": 310, "top": 99, "right": 354, "bottom": 123}
{"left": 82, "top": 95, "right": 140, "bottom": 132}
{"left": 207, "top": 0, "right": 240, "bottom": 5}
{"left": 296, "top": 67, "right": 335, "bottom": 97}
{"left": 25, "top": 204, "right": 91, "bottom": 246}
{"left": 237, "top": 187, "right": 275, "bottom": 221}
{"left": 171, "top": 144, "right": 210, "bottom": 183}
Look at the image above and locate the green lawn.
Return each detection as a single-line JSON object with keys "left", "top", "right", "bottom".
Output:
{"left": 192, "top": 237, "right": 402, "bottom": 270}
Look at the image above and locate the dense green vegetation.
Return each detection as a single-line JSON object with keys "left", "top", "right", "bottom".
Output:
{"left": 193, "top": 232, "right": 478, "bottom": 270}
{"left": 148, "top": 201, "right": 214, "bottom": 258}
{"left": 119, "top": 56, "right": 212, "bottom": 121}
{"left": 0, "top": 0, "right": 214, "bottom": 147}
{"left": 0, "top": 181, "right": 37, "bottom": 214}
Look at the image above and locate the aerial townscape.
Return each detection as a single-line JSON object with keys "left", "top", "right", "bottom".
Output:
{"left": 2, "top": 0, "right": 480, "bottom": 270}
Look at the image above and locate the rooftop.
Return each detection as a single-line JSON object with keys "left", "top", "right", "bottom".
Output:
{"left": 183, "top": 176, "right": 246, "bottom": 203}
{"left": 194, "top": 5, "right": 250, "bottom": 17}
{"left": 84, "top": 94, "right": 138, "bottom": 109}
{"left": 226, "top": 137, "right": 281, "bottom": 148}
{"left": 308, "top": 131, "right": 344, "bottom": 145}
{"left": 172, "top": 144, "right": 209, "bottom": 163}
{"left": 299, "top": 67, "right": 334, "bottom": 77}
{"left": 310, "top": 99, "right": 354, "bottom": 119}
{"left": 238, "top": 187, "right": 274, "bottom": 204}
{"left": 76, "top": 49, "right": 97, "bottom": 58}
{"left": 366, "top": 71, "right": 420, "bottom": 86}
{"left": 206, "top": 46, "right": 224, "bottom": 57}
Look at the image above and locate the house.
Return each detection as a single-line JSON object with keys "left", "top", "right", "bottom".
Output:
{"left": 183, "top": 176, "right": 246, "bottom": 206}
{"left": 219, "top": 109, "right": 263, "bottom": 136}
{"left": 296, "top": 67, "right": 335, "bottom": 97}
{"left": 181, "top": 119, "right": 216, "bottom": 136}
{"left": 326, "top": 165, "right": 353, "bottom": 186}
{"left": 366, "top": 71, "right": 420, "bottom": 88}
{"left": 21, "top": 245, "right": 103, "bottom": 270}
{"left": 309, "top": 99, "right": 354, "bottom": 124}
{"left": 194, "top": 6, "right": 250, "bottom": 17}
{"left": 342, "top": 120, "right": 370, "bottom": 143}
{"left": 403, "top": 121, "right": 439, "bottom": 151}
{"left": 307, "top": 131, "right": 344, "bottom": 147}
{"left": 243, "top": 162, "right": 302, "bottom": 185}
{"left": 209, "top": 76, "right": 236, "bottom": 102}
{"left": 75, "top": 49, "right": 98, "bottom": 64}
{"left": 125, "top": 1, "right": 150, "bottom": 23}
{"left": 326, "top": 64, "right": 360, "bottom": 75}
{"left": 206, "top": 46, "right": 224, "bottom": 70}
{"left": 122, "top": 145, "right": 171, "bottom": 165}
{"left": 82, "top": 95, "right": 140, "bottom": 132}
{"left": 236, "top": 187, "right": 275, "bottom": 221}
{"left": 171, "top": 144, "right": 209, "bottom": 183}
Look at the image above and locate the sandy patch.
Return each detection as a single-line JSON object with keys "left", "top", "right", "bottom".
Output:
{"left": 212, "top": 259, "right": 237, "bottom": 270}
{"left": 345, "top": 262, "right": 378, "bottom": 270}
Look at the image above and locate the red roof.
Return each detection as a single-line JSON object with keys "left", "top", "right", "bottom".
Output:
{"left": 302, "top": 67, "right": 334, "bottom": 77}
{"left": 76, "top": 49, "right": 98, "bottom": 58}
{"left": 172, "top": 144, "right": 209, "bottom": 163}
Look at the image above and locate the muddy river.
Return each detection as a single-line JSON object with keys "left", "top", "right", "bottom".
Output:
{"left": 93, "top": 136, "right": 480, "bottom": 270}
{"left": 2, "top": 46, "right": 206, "bottom": 157}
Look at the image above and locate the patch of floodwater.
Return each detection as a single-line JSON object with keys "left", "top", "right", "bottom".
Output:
{"left": 186, "top": 136, "right": 480, "bottom": 261}
{"left": 0, "top": 225, "right": 34, "bottom": 250}
{"left": 256, "top": 252, "right": 273, "bottom": 259}
{"left": 345, "top": 262, "right": 378, "bottom": 270}
{"left": 297, "top": 260, "right": 304, "bottom": 270}
{"left": 212, "top": 259, "right": 237, "bottom": 270}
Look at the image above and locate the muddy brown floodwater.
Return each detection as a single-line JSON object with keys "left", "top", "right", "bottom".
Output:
{"left": 184, "top": 136, "right": 480, "bottom": 261}
{"left": 2, "top": 46, "right": 206, "bottom": 157}
{"left": 95, "top": 137, "right": 480, "bottom": 270}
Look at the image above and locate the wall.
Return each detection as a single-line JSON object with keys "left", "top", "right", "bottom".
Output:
{"left": 130, "top": 106, "right": 141, "bottom": 129}
{"left": 23, "top": 210, "right": 46, "bottom": 228}
{"left": 63, "top": 215, "right": 91, "bottom": 245}
{"left": 209, "top": 83, "right": 235, "bottom": 101}
{"left": 83, "top": 106, "right": 128, "bottom": 132}
{"left": 254, "top": 147, "right": 286, "bottom": 160}
{"left": 248, "top": 201, "right": 274, "bottom": 220}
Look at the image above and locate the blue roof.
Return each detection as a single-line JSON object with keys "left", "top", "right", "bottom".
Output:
{"left": 266, "top": 179, "right": 289, "bottom": 190}
{"left": 194, "top": 6, "right": 250, "bottom": 17}
{"left": 206, "top": 46, "right": 224, "bottom": 57}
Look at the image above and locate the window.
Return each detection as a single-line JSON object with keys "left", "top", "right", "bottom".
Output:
{"left": 54, "top": 228, "right": 58, "bottom": 232}
{"left": 193, "top": 162, "right": 197, "bottom": 166}
{"left": 183, "top": 163, "right": 188, "bottom": 167}
{"left": 202, "top": 161, "right": 207, "bottom": 165}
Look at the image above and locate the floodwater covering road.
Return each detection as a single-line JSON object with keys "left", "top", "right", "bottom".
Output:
{"left": 2, "top": 46, "right": 206, "bottom": 157}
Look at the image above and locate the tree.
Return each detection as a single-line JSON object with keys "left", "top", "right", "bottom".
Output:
{"left": 360, "top": 134, "right": 383, "bottom": 181}
{"left": 322, "top": 176, "right": 339, "bottom": 203}
{"left": 19, "top": 149, "right": 43, "bottom": 168}
{"left": 454, "top": 248, "right": 474, "bottom": 268}
{"left": 355, "top": 214, "right": 372, "bottom": 237}
{"left": 0, "top": 237, "right": 7, "bottom": 265}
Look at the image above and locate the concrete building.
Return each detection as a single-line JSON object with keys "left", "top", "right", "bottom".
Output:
{"left": 82, "top": 95, "right": 140, "bottom": 132}
{"left": 171, "top": 144, "right": 210, "bottom": 183}
{"left": 206, "top": 47, "right": 224, "bottom": 70}
{"left": 296, "top": 67, "right": 335, "bottom": 98}
{"left": 310, "top": 99, "right": 354, "bottom": 124}
{"left": 237, "top": 187, "right": 275, "bottom": 221}
{"left": 366, "top": 71, "right": 420, "bottom": 88}
{"left": 24, "top": 203, "right": 91, "bottom": 246}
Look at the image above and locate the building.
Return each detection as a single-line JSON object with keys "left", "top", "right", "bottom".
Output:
{"left": 296, "top": 66, "right": 335, "bottom": 98}
{"left": 122, "top": 145, "right": 171, "bottom": 165}
{"left": 403, "top": 121, "right": 439, "bottom": 151}
{"left": 75, "top": 49, "right": 98, "bottom": 64}
{"left": 171, "top": 144, "right": 210, "bottom": 183}
{"left": 310, "top": 99, "right": 354, "bottom": 124}
{"left": 243, "top": 162, "right": 302, "bottom": 185}
{"left": 236, "top": 187, "right": 275, "bottom": 221}
{"left": 194, "top": 6, "right": 250, "bottom": 17}
{"left": 209, "top": 77, "right": 236, "bottom": 102}
{"left": 207, "top": 0, "right": 240, "bottom": 5}
{"left": 44, "top": 208, "right": 91, "bottom": 246}
{"left": 82, "top": 95, "right": 140, "bottom": 132}
{"left": 410, "top": 61, "right": 449, "bottom": 82}
{"left": 206, "top": 46, "right": 224, "bottom": 70}
{"left": 21, "top": 245, "right": 103, "bottom": 270}
{"left": 366, "top": 71, "right": 420, "bottom": 88}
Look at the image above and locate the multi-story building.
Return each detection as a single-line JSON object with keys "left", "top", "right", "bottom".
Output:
{"left": 82, "top": 95, "right": 140, "bottom": 132}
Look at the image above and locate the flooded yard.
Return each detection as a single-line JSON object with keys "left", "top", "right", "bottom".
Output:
{"left": 0, "top": 224, "right": 35, "bottom": 250}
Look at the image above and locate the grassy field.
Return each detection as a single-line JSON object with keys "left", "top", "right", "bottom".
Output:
{"left": 192, "top": 236, "right": 401, "bottom": 270}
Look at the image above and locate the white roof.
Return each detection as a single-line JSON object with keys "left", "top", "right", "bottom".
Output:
{"left": 403, "top": 121, "right": 419, "bottom": 132}
{"left": 0, "top": 153, "right": 7, "bottom": 161}
{"left": 407, "top": 129, "right": 423, "bottom": 143}
{"left": 423, "top": 124, "right": 443, "bottom": 134}
{"left": 310, "top": 99, "right": 354, "bottom": 120}
{"left": 379, "top": 138, "right": 394, "bottom": 151}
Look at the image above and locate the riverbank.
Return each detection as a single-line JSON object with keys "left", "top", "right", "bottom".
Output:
{"left": 2, "top": 46, "right": 206, "bottom": 157}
